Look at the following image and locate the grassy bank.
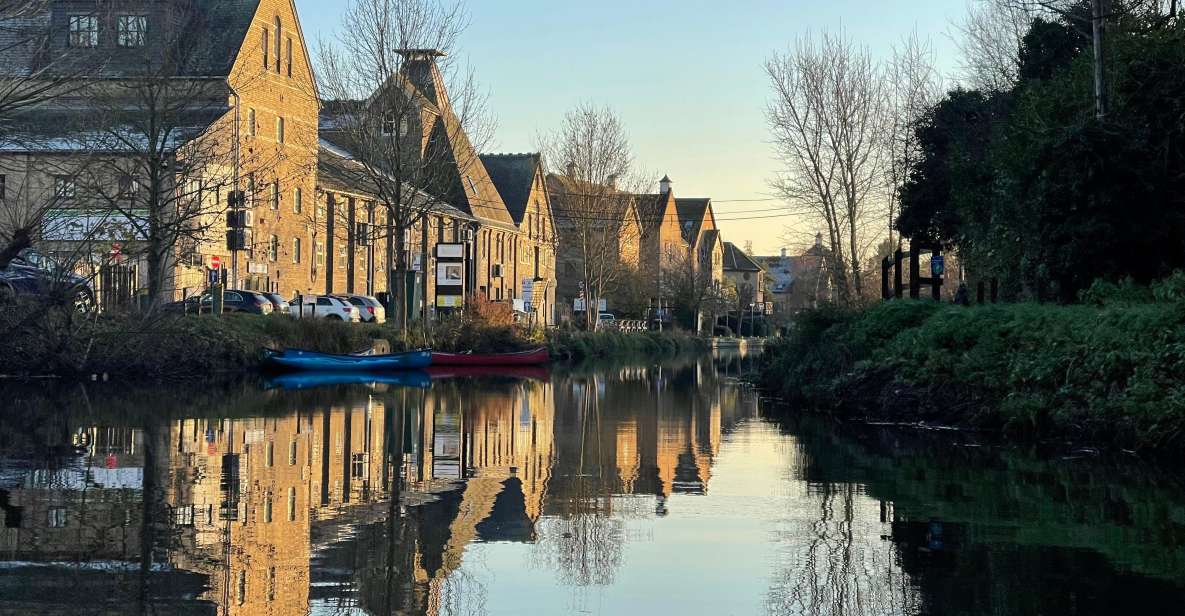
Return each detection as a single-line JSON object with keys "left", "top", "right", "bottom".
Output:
{"left": 0, "top": 307, "right": 706, "bottom": 380}
{"left": 760, "top": 288, "right": 1185, "bottom": 452}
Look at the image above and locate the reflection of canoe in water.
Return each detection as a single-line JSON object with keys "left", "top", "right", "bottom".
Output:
{"left": 427, "top": 365, "right": 551, "bottom": 382}
{"left": 262, "top": 348, "right": 432, "bottom": 372}
{"left": 430, "top": 348, "right": 549, "bottom": 367}
{"left": 265, "top": 371, "right": 431, "bottom": 391}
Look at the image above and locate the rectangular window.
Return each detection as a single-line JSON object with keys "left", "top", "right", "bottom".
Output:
{"left": 266, "top": 442, "right": 274, "bottom": 467}
{"left": 286, "top": 38, "right": 293, "bottom": 78}
{"left": 117, "top": 15, "right": 147, "bottom": 48}
{"left": 68, "top": 15, "right": 98, "bottom": 48}
{"left": 287, "top": 486, "right": 296, "bottom": 521}
{"left": 293, "top": 187, "right": 302, "bottom": 214}
{"left": 0, "top": 174, "right": 6, "bottom": 200}
{"left": 270, "top": 181, "right": 279, "bottom": 210}
{"left": 338, "top": 245, "right": 347, "bottom": 268}
{"left": 117, "top": 174, "right": 137, "bottom": 198}
{"left": 248, "top": 108, "right": 256, "bottom": 137}
{"left": 237, "top": 571, "right": 247, "bottom": 605}
{"left": 289, "top": 440, "right": 297, "bottom": 465}
{"left": 268, "top": 567, "right": 277, "bottom": 601}
{"left": 276, "top": 117, "right": 284, "bottom": 144}
{"left": 262, "top": 28, "right": 269, "bottom": 68}
{"left": 247, "top": 173, "right": 256, "bottom": 206}
{"left": 351, "top": 453, "right": 366, "bottom": 479}
{"left": 293, "top": 237, "right": 301, "bottom": 264}
{"left": 263, "top": 493, "right": 273, "bottom": 523}
{"left": 269, "top": 235, "right": 278, "bottom": 262}
{"left": 315, "top": 241, "right": 325, "bottom": 266}
{"left": 48, "top": 507, "right": 67, "bottom": 528}
{"left": 53, "top": 176, "right": 75, "bottom": 199}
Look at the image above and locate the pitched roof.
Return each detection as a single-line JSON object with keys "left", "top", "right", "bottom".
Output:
{"left": 723, "top": 242, "right": 762, "bottom": 272}
{"left": 479, "top": 153, "right": 540, "bottom": 226}
{"left": 545, "top": 173, "right": 637, "bottom": 231}
{"left": 0, "top": 1, "right": 262, "bottom": 79}
{"left": 634, "top": 191, "right": 677, "bottom": 233}
{"left": 317, "top": 139, "right": 473, "bottom": 221}
{"left": 675, "top": 198, "right": 712, "bottom": 244}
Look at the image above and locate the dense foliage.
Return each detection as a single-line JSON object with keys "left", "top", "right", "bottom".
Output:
{"left": 898, "top": 7, "right": 1185, "bottom": 302}
{"left": 761, "top": 287, "right": 1185, "bottom": 452}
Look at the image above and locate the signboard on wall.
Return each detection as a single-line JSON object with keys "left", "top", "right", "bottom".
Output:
{"left": 436, "top": 263, "right": 463, "bottom": 287}
{"left": 436, "top": 243, "right": 464, "bottom": 259}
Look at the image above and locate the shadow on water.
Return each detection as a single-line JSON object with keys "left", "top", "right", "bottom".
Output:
{"left": 0, "top": 346, "right": 1182, "bottom": 615}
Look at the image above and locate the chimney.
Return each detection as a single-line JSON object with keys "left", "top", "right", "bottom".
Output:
{"left": 565, "top": 162, "right": 577, "bottom": 177}
{"left": 780, "top": 247, "right": 787, "bottom": 259}
{"left": 815, "top": 232, "right": 823, "bottom": 249}
{"left": 659, "top": 175, "right": 672, "bottom": 194}
{"left": 606, "top": 174, "right": 618, "bottom": 189}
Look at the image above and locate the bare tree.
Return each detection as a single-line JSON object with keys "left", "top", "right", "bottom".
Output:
{"left": 885, "top": 32, "right": 942, "bottom": 248}
{"left": 542, "top": 104, "right": 643, "bottom": 330}
{"left": 954, "top": 0, "right": 1036, "bottom": 92}
{"left": 766, "top": 33, "right": 887, "bottom": 305}
{"left": 316, "top": 0, "right": 495, "bottom": 332}
{"left": 662, "top": 245, "right": 730, "bottom": 334}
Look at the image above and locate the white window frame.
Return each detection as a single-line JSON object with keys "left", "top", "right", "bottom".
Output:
{"left": 68, "top": 15, "right": 98, "bottom": 48}
{"left": 116, "top": 15, "right": 147, "bottom": 48}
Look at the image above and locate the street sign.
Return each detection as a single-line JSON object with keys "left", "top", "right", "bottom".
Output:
{"left": 210, "top": 255, "right": 222, "bottom": 270}
{"left": 931, "top": 255, "right": 945, "bottom": 277}
{"left": 207, "top": 268, "right": 219, "bottom": 286}
{"left": 522, "top": 278, "right": 535, "bottom": 306}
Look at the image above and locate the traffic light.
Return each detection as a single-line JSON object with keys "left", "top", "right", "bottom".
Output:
{"left": 226, "top": 209, "right": 253, "bottom": 229}
{"left": 226, "top": 228, "right": 252, "bottom": 251}
{"left": 227, "top": 190, "right": 246, "bottom": 209}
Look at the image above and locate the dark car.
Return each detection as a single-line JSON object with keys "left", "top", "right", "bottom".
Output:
{"left": 0, "top": 249, "right": 95, "bottom": 312}
{"left": 162, "top": 289, "right": 274, "bottom": 315}
{"left": 262, "top": 293, "right": 291, "bottom": 316}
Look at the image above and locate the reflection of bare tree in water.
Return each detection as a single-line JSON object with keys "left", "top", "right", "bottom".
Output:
{"left": 529, "top": 376, "right": 625, "bottom": 590}
{"left": 766, "top": 483, "right": 920, "bottom": 616}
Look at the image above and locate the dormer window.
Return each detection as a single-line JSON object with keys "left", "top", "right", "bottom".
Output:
{"left": 381, "top": 114, "right": 409, "bottom": 137}
{"left": 68, "top": 15, "right": 98, "bottom": 48}
{"left": 117, "top": 15, "right": 147, "bottom": 48}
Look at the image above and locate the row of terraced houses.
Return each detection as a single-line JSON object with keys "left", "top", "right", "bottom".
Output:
{"left": 0, "top": 0, "right": 763, "bottom": 327}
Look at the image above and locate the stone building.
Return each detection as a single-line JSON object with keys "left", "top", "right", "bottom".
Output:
{"left": 722, "top": 241, "right": 765, "bottom": 307}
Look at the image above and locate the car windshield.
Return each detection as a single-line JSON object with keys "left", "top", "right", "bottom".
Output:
{"left": 16, "top": 249, "right": 60, "bottom": 273}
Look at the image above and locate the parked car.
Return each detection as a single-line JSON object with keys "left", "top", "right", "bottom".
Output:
{"left": 335, "top": 294, "right": 386, "bottom": 324}
{"left": 596, "top": 312, "right": 618, "bottom": 331}
{"left": 162, "top": 289, "right": 274, "bottom": 315}
{"left": 0, "top": 248, "right": 95, "bottom": 312}
{"left": 288, "top": 295, "right": 361, "bottom": 322}
{"left": 262, "top": 293, "right": 291, "bottom": 316}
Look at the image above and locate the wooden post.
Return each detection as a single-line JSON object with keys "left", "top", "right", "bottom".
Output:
{"left": 881, "top": 257, "right": 891, "bottom": 300}
{"left": 909, "top": 248, "right": 921, "bottom": 299}
{"left": 977, "top": 281, "right": 986, "bottom": 305}
{"left": 893, "top": 248, "right": 904, "bottom": 299}
{"left": 931, "top": 249, "right": 943, "bottom": 301}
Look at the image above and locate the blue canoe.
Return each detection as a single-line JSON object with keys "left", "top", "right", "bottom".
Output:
{"left": 262, "top": 348, "right": 432, "bottom": 372}
{"left": 265, "top": 371, "right": 431, "bottom": 391}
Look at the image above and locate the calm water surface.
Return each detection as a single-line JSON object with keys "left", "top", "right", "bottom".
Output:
{"left": 1, "top": 353, "right": 1184, "bottom": 615}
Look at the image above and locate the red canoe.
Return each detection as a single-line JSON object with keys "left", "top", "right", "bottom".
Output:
{"left": 431, "top": 347, "right": 550, "bottom": 367}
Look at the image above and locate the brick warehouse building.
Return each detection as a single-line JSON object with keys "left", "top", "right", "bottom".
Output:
{"left": 1, "top": 1, "right": 565, "bottom": 319}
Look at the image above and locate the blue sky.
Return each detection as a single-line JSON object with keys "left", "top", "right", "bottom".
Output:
{"left": 293, "top": 1, "right": 967, "bottom": 253}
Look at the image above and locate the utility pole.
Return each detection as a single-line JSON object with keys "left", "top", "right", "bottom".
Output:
{"left": 1091, "top": 0, "right": 1109, "bottom": 119}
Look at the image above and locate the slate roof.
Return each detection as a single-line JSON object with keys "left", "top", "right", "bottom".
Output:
{"left": 675, "top": 198, "right": 712, "bottom": 244}
{"left": 479, "top": 153, "right": 540, "bottom": 226}
{"left": 634, "top": 191, "right": 677, "bottom": 234}
{"left": 545, "top": 173, "right": 637, "bottom": 232}
{"left": 317, "top": 138, "right": 473, "bottom": 222}
{"left": 0, "top": 1, "right": 262, "bottom": 79}
{"left": 723, "top": 242, "right": 762, "bottom": 272}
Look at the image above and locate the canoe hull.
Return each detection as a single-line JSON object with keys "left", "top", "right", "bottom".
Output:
{"left": 266, "top": 371, "right": 431, "bottom": 390}
{"left": 263, "top": 348, "right": 432, "bottom": 372}
{"left": 431, "top": 348, "right": 550, "bottom": 367}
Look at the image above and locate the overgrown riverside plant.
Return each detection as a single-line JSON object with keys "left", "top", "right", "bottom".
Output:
{"left": 0, "top": 302, "right": 707, "bottom": 379}
{"left": 761, "top": 280, "right": 1185, "bottom": 453}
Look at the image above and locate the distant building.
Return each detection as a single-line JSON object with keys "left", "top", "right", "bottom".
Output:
{"left": 722, "top": 241, "right": 764, "bottom": 306}
{"left": 757, "top": 233, "right": 836, "bottom": 318}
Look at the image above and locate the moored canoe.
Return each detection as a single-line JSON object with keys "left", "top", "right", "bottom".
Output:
{"left": 263, "top": 348, "right": 432, "bottom": 372}
{"left": 430, "top": 347, "right": 550, "bottom": 367}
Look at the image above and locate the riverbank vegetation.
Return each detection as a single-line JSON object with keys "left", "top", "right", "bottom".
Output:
{"left": 761, "top": 275, "right": 1185, "bottom": 452}
{"left": 0, "top": 303, "right": 706, "bottom": 379}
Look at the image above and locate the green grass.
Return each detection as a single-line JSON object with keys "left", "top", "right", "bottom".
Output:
{"left": 760, "top": 298, "right": 1185, "bottom": 452}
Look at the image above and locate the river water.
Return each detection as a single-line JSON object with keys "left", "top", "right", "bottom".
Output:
{"left": 1, "top": 353, "right": 1184, "bottom": 615}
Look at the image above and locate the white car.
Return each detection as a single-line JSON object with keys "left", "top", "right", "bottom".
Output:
{"left": 336, "top": 294, "right": 386, "bottom": 324}
{"left": 289, "top": 295, "right": 361, "bottom": 322}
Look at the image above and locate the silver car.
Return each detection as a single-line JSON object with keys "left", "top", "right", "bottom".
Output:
{"left": 336, "top": 294, "right": 386, "bottom": 324}
{"left": 288, "top": 295, "right": 361, "bottom": 322}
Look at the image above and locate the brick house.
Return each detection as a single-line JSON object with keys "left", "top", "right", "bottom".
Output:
{"left": 480, "top": 153, "right": 559, "bottom": 324}
{"left": 0, "top": 0, "right": 322, "bottom": 302}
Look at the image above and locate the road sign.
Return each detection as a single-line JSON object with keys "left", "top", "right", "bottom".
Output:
{"left": 207, "top": 268, "right": 220, "bottom": 286}
{"left": 210, "top": 255, "right": 222, "bottom": 270}
{"left": 931, "top": 255, "right": 945, "bottom": 277}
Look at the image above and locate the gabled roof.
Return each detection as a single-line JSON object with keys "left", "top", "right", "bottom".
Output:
{"left": 546, "top": 173, "right": 638, "bottom": 232}
{"left": 479, "top": 153, "right": 541, "bottom": 226}
{"left": 723, "top": 242, "right": 762, "bottom": 272}
{"left": 0, "top": 1, "right": 262, "bottom": 79}
{"left": 634, "top": 191, "right": 677, "bottom": 234}
{"left": 317, "top": 139, "right": 473, "bottom": 221}
{"left": 675, "top": 198, "right": 712, "bottom": 244}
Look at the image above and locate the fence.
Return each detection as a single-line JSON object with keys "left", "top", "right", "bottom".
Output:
{"left": 97, "top": 264, "right": 138, "bottom": 313}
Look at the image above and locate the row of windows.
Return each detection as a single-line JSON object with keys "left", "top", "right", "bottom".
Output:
{"left": 261, "top": 18, "right": 295, "bottom": 79}
{"left": 68, "top": 14, "right": 146, "bottom": 48}
{"left": 246, "top": 109, "right": 287, "bottom": 145}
